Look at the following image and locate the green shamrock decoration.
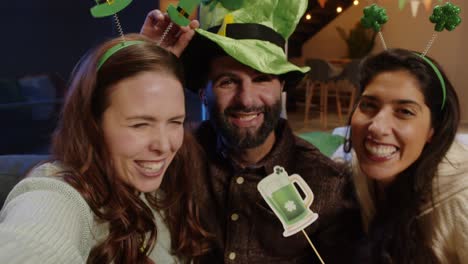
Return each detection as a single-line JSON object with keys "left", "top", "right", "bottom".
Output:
{"left": 360, "top": 4, "right": 388, "bottom": 32}
{"left": 429, "top": 2, "right": 462, "bottom": 32}
{"left": 202, "top": 0, "right": 244, "bottom": 11}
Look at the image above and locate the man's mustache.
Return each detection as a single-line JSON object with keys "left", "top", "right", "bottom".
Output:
{"left": 224, "top": 105, "right": 266, "bottom": 114}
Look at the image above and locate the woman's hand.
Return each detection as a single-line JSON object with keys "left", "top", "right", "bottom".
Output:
{"left": 141, "top": 9, "right": 200, "bottom": 57}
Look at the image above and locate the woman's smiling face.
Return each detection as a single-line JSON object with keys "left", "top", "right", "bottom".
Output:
{"left": 351, "top": 70, "right": 434, "bottom": 186}
{"left": 101, "top": 70, "right": 185, "bottom": 193}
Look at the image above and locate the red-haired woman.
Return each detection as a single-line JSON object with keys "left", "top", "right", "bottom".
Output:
{"left": 0, "top": 34, "right": 211, "bottom": 263}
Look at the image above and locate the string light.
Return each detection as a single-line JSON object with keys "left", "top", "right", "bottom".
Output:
{"left": 353, "top": 0, "right": 359, "bottom": 5}
{"left": 306, "top": 13, "right": 312, "bottom": 20}
{"left": 337, "top": 6, "right": 343, "bottom": 13}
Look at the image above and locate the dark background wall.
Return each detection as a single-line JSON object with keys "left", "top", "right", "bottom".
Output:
{"left": 0, "top": 1, "right": 203, "bottom": 154}
{"left": 0, "top": 1, "right": 157, "bottom": 80}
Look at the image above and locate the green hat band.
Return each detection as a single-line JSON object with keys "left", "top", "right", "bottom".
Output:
{"left": 176, "top": 6, "right": 190, "bottom": 18}
{"left": 207, "top": 23, "right": 285, "bottom": 50}
{"left": 97, "top": 40, "right": 144, "bottom": 70}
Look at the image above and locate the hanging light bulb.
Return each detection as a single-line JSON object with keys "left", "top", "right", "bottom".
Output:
{"left": 305, "top": 13, "right": 312, "bottom": 20}
{"left": 336, "top": 6, "right": 343, "bottom": 13}
{"left": 353, "top": 0, "right": 359, "bottom": 5}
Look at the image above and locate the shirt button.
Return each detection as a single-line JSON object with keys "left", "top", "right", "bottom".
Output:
{"left": 236, "top": 177, "right": 244, "bottom": 184}
{"left": 228, "top": 252, "right": 236, "bottom": 260}
{"left": 231, "top": 213, "right": 239, "bottom": 221}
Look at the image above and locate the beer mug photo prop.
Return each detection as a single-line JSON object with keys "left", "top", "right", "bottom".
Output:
{"left": 258, "top": 166, "right": 319, "bottom": 237}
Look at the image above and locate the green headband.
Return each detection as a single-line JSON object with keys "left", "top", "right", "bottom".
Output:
{"left": 97, "top": 40, "right": 145, "bottom": 70}
{"left": 414, "top": 53, "right": 446, "bottom": 110}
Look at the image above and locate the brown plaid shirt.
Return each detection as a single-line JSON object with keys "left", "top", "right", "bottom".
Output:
{"left": 194, "top": 119, "right": 361, "bottom": 263}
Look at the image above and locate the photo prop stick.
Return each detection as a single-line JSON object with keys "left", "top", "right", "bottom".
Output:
{"left": 159, "top": 0, "right": 202, "bottom": 46}
{"left": 360, "top": 4, "right": 388, "bottom": 50}
{"left": 89, "top": 0, "right": 144, "bottom": 70}
{"left": 258, "top": 166, "right": 324, "bottom": 264}
{"left": 419, "top": 1, "right": 461, "bottom": 109}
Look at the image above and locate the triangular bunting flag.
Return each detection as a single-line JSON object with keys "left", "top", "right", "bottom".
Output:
{"left": 318, "top": 0, "right": 327, "bottom": 8}
{"left": 423, "top": 0, "right": 432, "bottom": 11}
{"left": 410, "top": 0, "right": 420, "bottom": 17}
{"left": 399, "top": 0, "right": 407, "bottom": 10}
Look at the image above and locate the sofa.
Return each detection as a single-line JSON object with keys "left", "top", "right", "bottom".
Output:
{"left": 0, "top": 74, "right": 65, "bottom": 155}
{"left": 0, "top": 155, "right": 49, "bottom": 207}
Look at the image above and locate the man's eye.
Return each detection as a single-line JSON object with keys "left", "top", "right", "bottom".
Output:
{"left": 254, "top": 75, "right": 275, "bottom": 83}
{"left": 218, "top": 78, "right": 235, "bottom": 88}
{"left": 130, "top": 123, "right": 148, "bottom": 128}
{"left": 170, "top": 120, "right": 184, "bottom": 125}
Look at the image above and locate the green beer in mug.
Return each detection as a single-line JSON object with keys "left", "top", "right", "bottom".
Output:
{"left": 258, "top": 166, "right": 319, "bottom": 237}
{"left": 269, "top": 184, "right": 309, "bottom": 224}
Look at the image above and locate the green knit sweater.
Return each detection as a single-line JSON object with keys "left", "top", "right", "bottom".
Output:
{"left": 0, "top": 162, "right": 181, "bottom": 263}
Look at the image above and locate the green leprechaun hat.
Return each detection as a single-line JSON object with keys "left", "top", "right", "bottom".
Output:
{"left": 90, "top": 0, "right": 133, "bottom": 18}
{"left": 181, "top": 0, "right": 310, "bottom": 91}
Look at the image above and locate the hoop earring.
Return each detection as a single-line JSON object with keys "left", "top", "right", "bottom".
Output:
{"left": 343, "top": 126, "right": 352, "bottom": 153}
{"left": 343, "top": 138, "right": 352, "bottom": 153}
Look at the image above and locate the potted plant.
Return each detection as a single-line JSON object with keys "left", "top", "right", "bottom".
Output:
{"left": 336, "top": 22, "right": 376, "bottom": 59}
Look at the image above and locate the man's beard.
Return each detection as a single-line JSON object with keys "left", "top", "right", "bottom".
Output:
{"left": 209, "top": 101, "right": 282, "bottom": 149}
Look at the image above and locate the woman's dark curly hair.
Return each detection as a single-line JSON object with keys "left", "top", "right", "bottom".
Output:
{"left": 347, "top": 48, "right": 460, "bottom": 263}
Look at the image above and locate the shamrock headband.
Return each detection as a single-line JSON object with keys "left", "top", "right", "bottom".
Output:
{"left": 360, "top": 2, "right": 461, "bottom": 110}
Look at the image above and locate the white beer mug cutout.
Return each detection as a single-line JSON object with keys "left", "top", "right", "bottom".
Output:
{"left": 258, "top": 166, "right": 319, "bottom": 237}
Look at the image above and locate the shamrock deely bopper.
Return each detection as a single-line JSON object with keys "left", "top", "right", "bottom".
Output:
{"left": 360, "top": 4, "right": 388, "bottom": 32}
{"left": 422, "top": 2, "right": 461, "bottom": 56}
{"left": 430, "top": 2, "right": 461, "bottom": 32}
{"left": 258, "top": 166, "right": 324, "bottom": 264}
{"left": 89, "top": 0, "right": 144, "bottom": 70}
{"left": 419, "top": 1, "right": 461, "bottom": 109}
{"left": 360, "top": 4, "right": 388, "bottom": 50}
{"left": 359, "top": 1, "right": 461, "bottom": 110}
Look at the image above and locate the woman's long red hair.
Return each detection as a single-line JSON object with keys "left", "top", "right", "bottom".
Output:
{"left": 52, "top": 34, "right": 211, "bottom": 263}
